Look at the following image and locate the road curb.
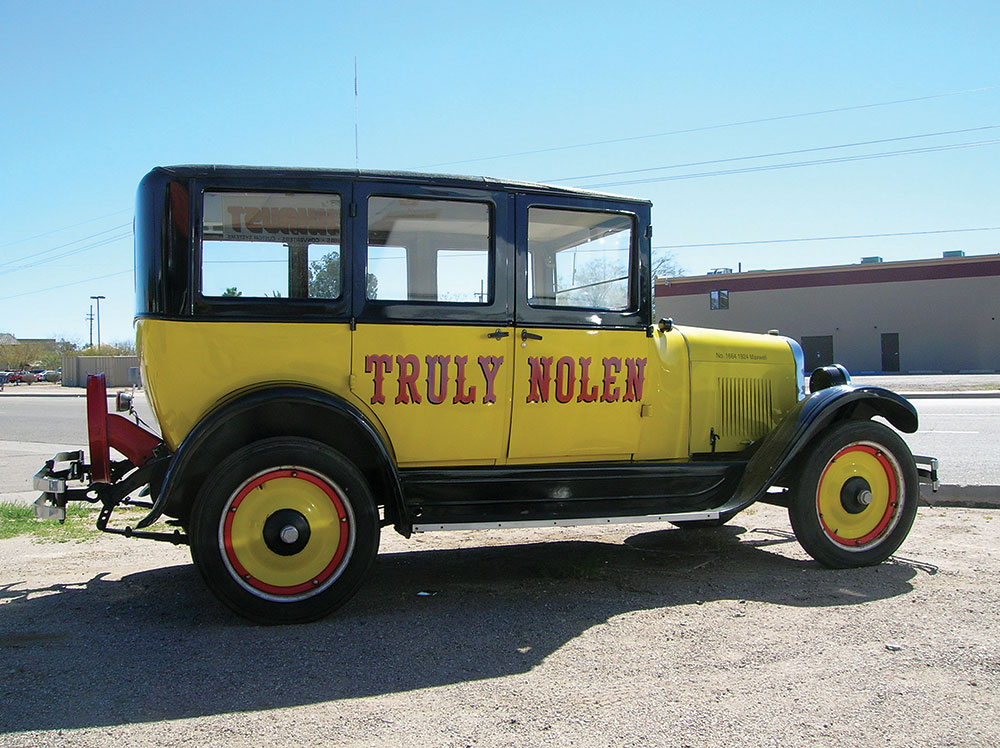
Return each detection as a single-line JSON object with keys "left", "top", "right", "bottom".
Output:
{"left": 901, "top": 391, "right": 1000, "bottom": 399}
{"left": 920, "top": 484, "right": 1000, "bottom": 509}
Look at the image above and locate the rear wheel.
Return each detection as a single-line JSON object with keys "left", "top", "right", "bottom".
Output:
{"left": 789, "top": 420, "right": 917, "bottom": 568}
{"left": 190, "top": 437, "right": 379, "bottom": 623}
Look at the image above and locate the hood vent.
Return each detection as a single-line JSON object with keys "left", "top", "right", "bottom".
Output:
{"left": 718, "top": 377, "right": 775, "bottom": 442}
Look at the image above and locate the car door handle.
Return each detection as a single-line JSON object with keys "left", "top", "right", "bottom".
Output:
{"left": 486, "top": 329, "right": 510, "bottom": 340}
{"left": 521, "top": 329, "right": 543, "bottom": 341}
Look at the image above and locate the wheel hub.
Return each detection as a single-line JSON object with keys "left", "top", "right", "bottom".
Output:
{"left": 262, "top": 508, "right": 311, "bottom": 556}
{"left": 840, "top": 476, "right": 873, "bottom": 514}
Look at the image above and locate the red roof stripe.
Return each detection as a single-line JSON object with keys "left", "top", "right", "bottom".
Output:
{"left": 655, "top": 256, "right": 1000, "bottom": 297}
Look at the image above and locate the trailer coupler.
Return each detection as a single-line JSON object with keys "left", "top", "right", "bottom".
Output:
{"left": 34, "top": 452, "right": 185, "bottom": 544}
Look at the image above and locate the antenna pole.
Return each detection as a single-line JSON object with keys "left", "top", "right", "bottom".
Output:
{"left": 354, "top": 57, "right": 360, "bottom": 168}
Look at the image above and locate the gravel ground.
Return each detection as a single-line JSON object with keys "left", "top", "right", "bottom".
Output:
{"left": 1, "top": 502, "right": 998, "bottom": 748}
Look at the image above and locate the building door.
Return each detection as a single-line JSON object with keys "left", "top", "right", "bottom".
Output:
{"left": 881, "top": 333, "right": 900, "bottom": 372}
{"left": 801, "top": 335, "right": 834, "bottom": 370}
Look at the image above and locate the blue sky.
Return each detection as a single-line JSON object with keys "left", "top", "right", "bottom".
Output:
{"left": 2, "top": 1, "right": 998, "bottom": 344}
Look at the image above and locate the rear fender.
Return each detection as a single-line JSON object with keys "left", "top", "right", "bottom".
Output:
{"left": 728, "top": 384, "right": 918, "bottom": 509}
{"left": 141, "top": 386, "right": 408, "bottom": 535}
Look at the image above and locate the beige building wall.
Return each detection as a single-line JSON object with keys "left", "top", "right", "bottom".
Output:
{"left": 61, "top": 355, "right": 140, "bottom": 387}
{"left": 656, "top": 268, "right": 1000, "bottom": 374}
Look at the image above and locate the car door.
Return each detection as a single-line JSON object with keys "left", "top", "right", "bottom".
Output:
{"left": 350, "top": 182, "right": 515, "bottom": 467}
{"left": 507, "top": 194, "right": 653, "bottom": 463}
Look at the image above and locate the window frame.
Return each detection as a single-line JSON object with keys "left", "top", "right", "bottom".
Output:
{"left": 190, "top": 176, "right": 354, "bottom": 321}
{"left": 514, "top": 193, "right": 650, "bottom": 331}
{"left": 710, "top": 289, "right": 730, "bottom": 310}
{"left": 352, "top": 182, "right": 512, "bottom": 325}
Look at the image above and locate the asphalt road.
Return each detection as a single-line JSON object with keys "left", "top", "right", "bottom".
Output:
{"left": 0, "top": 388, "right": 996, "bottom": 499}
{"left": 894, "top": 398, "right": 1000, "bottom": 487}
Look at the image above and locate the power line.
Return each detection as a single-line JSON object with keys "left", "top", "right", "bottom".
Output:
{"left": 0, "top": 209, "right": 130, "bottom": 250}
{"left": 415, "top": 85, "right": 1000, "bottom": 169}
{"left": 657, "top": 226, "right": 1000, "bottom": 250}
{"left": 0, "top": 230, "right": 132, "bottom": 276}
{"left": 0, "top": 268, "right": 133, "bottom": 302}
{"left": 550, "top": 124, "right": 1000, "bottom": 184}
{"left": 579, "top": 137, "right": 1000, "bottom": 188}
{"left": 0, "top": 223, "right": 131, "bottom": 271}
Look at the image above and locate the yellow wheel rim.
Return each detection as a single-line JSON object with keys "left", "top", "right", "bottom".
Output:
{"left": 816, "top": 443, "right": 899, "bottom": 548}
{"left": 221, "top": 469, "right": 352, "bottom": 599}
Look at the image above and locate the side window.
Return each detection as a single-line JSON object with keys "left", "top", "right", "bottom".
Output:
{"left": 366, "top": 196, "right": 491, "bottom": 303}
{"left": 710, "top": 289, "right": 729, "bottom": 310}
{"left": 201, "top": 192, "right": 342, "bottom": 299}
{"left": 527, "top": 207, "right": 633, "bottom": 311}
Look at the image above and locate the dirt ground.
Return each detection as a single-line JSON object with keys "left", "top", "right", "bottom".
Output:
{"left": 1, "top": 502, "right": 998, "bottom": 748}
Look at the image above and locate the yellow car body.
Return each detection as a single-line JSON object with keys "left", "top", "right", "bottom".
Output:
{"left": 32, "top": 166, "right": 932, "bottom": 623}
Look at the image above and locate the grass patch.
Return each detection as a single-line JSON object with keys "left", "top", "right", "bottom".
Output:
{"left": 0, "top": 501, "right": 147, "bottom": 542}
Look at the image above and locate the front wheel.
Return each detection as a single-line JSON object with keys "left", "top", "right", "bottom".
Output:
{"left": 189, "top": 437, "right": 379, "bottom": 623}
{"left": 788, "top": 420, "right": 918, "bottom": 568}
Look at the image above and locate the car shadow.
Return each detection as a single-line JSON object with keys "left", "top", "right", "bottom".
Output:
{"left": 0, "top": 524, "right": 925, "bottom": 733}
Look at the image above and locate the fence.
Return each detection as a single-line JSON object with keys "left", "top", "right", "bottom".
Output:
{"left": 61, "top": 356, "right": 140, "bottom": 388}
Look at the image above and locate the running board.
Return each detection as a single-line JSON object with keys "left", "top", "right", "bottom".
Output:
{"left": 412, "top": 510, "right": 720, "bottom": 533}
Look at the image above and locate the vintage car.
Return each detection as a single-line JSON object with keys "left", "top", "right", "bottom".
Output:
{"left": 34, "top": 166, "right": 937, "bottom": 623}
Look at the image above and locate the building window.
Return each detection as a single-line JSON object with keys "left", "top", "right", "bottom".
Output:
{"left": 710, "top": 289, "right": 729, "bottom": 310}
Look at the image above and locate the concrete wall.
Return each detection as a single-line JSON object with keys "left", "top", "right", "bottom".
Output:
{"left": 656, "top": 270, "right": 1000, "bottom": 374}
{"left": 61, "top": 356, "right": 140, "bottom": 388}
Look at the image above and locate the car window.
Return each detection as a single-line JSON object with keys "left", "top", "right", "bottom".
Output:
{"left": 201, "top": 191, "right": 342, "bottom": 299}
{"left": 366, "top": 196, "right": 491, "bottom": 304}
{"left": 527, "top": 207, "right": 633, "bottom": 311}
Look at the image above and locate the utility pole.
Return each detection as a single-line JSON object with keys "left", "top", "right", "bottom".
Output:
{"left": 86, "top": 306, "right": 94, "bottom": 347}
{"left": 90, "top": 295, "right": 105, "bottom": 349}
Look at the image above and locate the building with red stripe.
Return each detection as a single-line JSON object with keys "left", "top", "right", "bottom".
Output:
{"left": 654, "top": 253, "right": 1000, "bottom": 374}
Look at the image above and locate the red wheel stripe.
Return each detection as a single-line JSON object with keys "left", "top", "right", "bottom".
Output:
{"left": 222, "top": 469, "right": 350, "bottom": 596}
{"left": 818, "top": 444, "right": 898, "bottom": 547}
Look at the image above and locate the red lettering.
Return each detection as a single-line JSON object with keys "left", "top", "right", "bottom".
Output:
{"left": 365, "top": 354, "right": 392, "bottom": 405}
{"left": 226, "top": 206, "right": 243, "bottom": 233}
{"left": 262, "top": 207, "right": 281, "bottom": 235}
{"left": 279, "top": 207, "right": 297, "bottom": 234}
{"left": 554, "top": 356, "right": 575, "bottom": 404}
{"left": 601, "top": 357, "right": 621, "bottom": 403}
{"left": 395, "top": 354, "right": 422, "bottom": 404}
{"left": 425, "top": 355, "right": 451, "bottom": 405}
{"left": 478, "top": 355, "right": 504, "bottom": 404}
{"left": 623, "top": 358, "right": 647, "bottom": 402}
{"left": 526, "top": 356, "right": 553, "bottom": 403}
{"left": 453, "top": 355, "right": 477, "bottom": 404}
{"left": 576, "top": 356, "right": 599, "bottom": 403}
{"left": 245, "top": 208, "right": 262, "bottom": 233}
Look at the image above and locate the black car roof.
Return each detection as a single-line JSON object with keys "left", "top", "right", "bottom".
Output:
{"left": 152, "top": 165, "right": 650, "bottom": 206}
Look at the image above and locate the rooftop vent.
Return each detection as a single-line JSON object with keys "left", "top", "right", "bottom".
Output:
{"left": 943, "top": 250, "right": 965, "bottom": 258}
{"left": 860, "top": 256, "right": 883, "bottom": 264}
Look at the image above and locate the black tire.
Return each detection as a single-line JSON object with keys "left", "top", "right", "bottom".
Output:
{"left": 788, "top": 420, "right": 918, "bottom": 568}
{"left": 189, "top": 437, "right": 379, "bottom": 624}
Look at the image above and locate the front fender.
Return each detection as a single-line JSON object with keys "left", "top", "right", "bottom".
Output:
{"left": 727, "top": 385, "right": 918, "bottom": 510}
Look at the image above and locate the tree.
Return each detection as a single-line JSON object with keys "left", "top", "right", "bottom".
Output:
{"left": 651, "top": 249, "right": 684, "bottom": 280}
{"left": 308, "top": 250, "right": 378, "bottom": 299}
{"left": 221, "top": 287, "right": 242, "bottom": 297}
